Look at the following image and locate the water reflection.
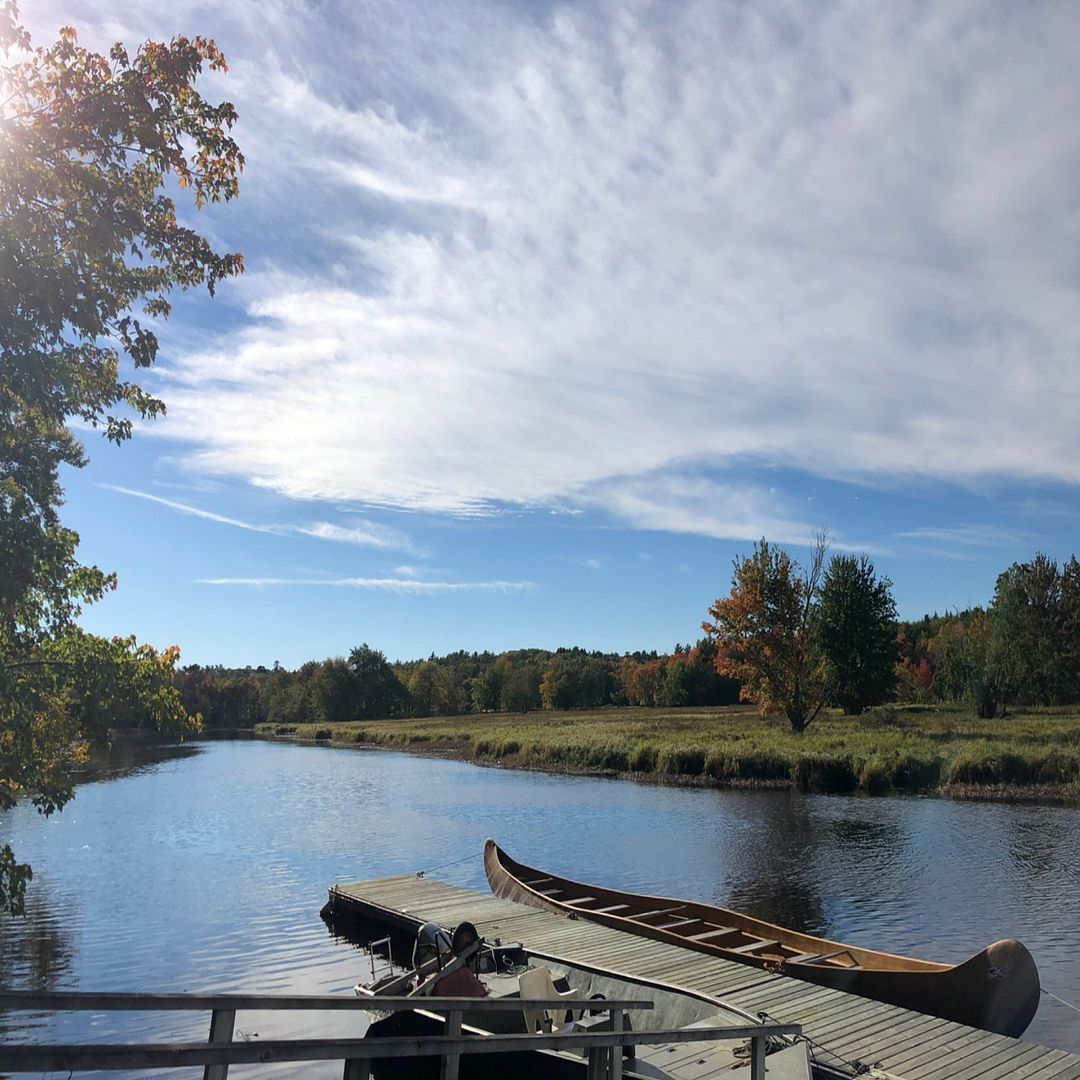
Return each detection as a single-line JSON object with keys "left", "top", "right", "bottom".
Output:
{"left": 719, "top": 791, "right": 828, "bottom": 935}
{"left": 73, "top": 734, "right": 201, "bottom": 787}
{"left": 0, "top": 890, "right": 73, "bottom": 993}
{"left": 0, "top": 738, "right": 1078, "bottom": 1066}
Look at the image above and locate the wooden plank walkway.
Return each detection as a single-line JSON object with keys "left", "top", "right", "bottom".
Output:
{"left": 327, "top": 875, "right": 1080, "bottom": 1080}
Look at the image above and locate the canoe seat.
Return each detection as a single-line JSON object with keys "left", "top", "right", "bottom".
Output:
{"left": 592, "top": 904, "right": 630, "bottom": 914}
{"left": 687, "top": 926, "right": 739, "bottom": 942}
{"left": 525, "top": 878, "right": 553, "bottom": 886}
{"left": 535, "top": 888, "right": 564, "bottom": 896}
{"left": 730, "top": 939, "right": 779, "bottom": 955}
{"left": 655, "top": 918, "right": 700, "bottom": 931}
{"left": 565, "top": 897, "right": 598, "bottom": 907}
{"left": 635, "top": 907, "right": 685, "bottom": 920}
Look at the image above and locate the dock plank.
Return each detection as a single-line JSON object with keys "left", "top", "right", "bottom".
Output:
{"left": 326, "top": 876, "right": 1079, "bottom": 1079}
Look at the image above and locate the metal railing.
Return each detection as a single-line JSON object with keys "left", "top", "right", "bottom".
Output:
{"left": 0, "top": 989, "right": 802, "bottom": 1080}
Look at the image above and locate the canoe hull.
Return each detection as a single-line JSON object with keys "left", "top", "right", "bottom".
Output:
{"left": 484, "top": 839, "right": 1039, "bottom": 1037}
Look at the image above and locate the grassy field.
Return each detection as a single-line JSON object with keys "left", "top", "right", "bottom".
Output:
{"left": 254, "top": 704, "right": 1080, "bottom": 799}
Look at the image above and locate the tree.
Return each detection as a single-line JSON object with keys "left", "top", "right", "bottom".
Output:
{"left": 990, "top": 554, "right": 1071, "bottom": 708}
{"left": 927, "top": 611, "right": 1005, "bottom": 718}
{"left": 816, "top": 554, "right": 899, "bottom": 714}
{"left": 0, "top": 6, "right": 243, "bottom": 913}
{"left": 703, "top": 536, "right": 828, "bottom": 733}
{"left": 469, "top": 666, "right": 502, "bottom": 713}
{"left": 347, "top": 644, "right": 408, "bottom": 719}
{"left": 311, "top": 658, "right": 358, "bottom": 724}
{"left": 623, "top": 659, "right": 663, "bottom": 706}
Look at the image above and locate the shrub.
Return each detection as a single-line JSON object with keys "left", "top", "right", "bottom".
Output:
{"left": 862, "top": 706, "right": 909, "bottom": 730}
{"left": 1032, "top": 750, "right": 1080, "bottom": 785}
{"left": 857, "top": 756, "right": 891, "bottom": 794}
{"left": 736, "top": 749, "right": 791, "bottom": 781}
{"left": 657, "top": 746, "right": 706, "bottom": 776}
{"left": 629, "top": 743, "right": 658, "bottom": 772}
{"left": 793, "top": 754, "right": 857, "bottom": 793}
{"left": 891, "top": 752, "right": 941, "bottom": 791}
{"left": 274, "top": 725, "right": 296, "bottom": 735}
{"left": 583, "top": 744, "right": 628, "bottom": 771}
{"left": 314, "top": 729, "right": 331, "bottom": 741}
{"left": 946, "top": 748, "right": 1035, "bottom": 786}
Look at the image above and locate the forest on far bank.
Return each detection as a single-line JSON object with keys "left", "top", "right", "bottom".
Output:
{"left": 172, "top": 548, "right": 1080, "bottom": 732}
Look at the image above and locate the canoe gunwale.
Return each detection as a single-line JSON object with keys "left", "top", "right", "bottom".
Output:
{"left": 482, "top": 839, "right": 1040, "bottom": 1038}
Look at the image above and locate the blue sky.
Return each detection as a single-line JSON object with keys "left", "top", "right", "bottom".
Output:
{"left": 35, "top": 1, "right": 1080, "bottom": 667}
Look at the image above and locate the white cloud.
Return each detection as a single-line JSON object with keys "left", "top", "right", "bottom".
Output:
{"left": 897, "top": 525, "right": 1029, "bottom": 549}
{"left": 196, "top": 576, "right": 535, "bottom": 593}
{"left": 294, "top": 521, "right": 417, "bottom": 552}
{"left": 104, "top": 485, "right": 284, "bottom": 535}
{"left": 49, "top": 3, "right": 1080, "bottom": 538}
{"left": 104, "top": 485, "right": 414, "bottom": 552}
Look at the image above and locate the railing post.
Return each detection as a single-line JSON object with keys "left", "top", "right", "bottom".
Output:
{"left": 750, "top": 1032, "right": 766, "bottom": 1080}
{"left": 203, "top": 1008, "right": 235, "bottom": 1080}
{"left": 609, "top": 1009, "right": 623, "bottom": 1080}
{"left": 587, "top": 1045, "right": 603, "bottom": 1080}
{"left": 343, "top": 1058, "right": 371, "bottom": 1080}
{"left": 440, "top": 1008, "right": 462, "bottom": 1080}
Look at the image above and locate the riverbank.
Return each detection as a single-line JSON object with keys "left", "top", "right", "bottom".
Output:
{"left": 253, "top": 703, "right": 1080, "bottom": 800}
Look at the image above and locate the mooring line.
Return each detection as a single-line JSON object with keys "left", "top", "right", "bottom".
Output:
{"left": 416, "top": 852, "right": 477, "bottom": 877}
{"left": 1042, "top": 987, "right": 1080, "bottom": 1015}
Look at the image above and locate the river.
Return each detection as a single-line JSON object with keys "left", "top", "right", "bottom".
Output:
{"left": 2, "top": 737, "right": 1079, "bottom": 1074}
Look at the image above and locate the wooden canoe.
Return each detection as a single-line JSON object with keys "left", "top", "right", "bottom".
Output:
{"left": 484, "top": 838, "right": 1040, "bottom": 1037}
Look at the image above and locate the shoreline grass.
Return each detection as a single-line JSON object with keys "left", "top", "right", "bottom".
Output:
{"left": 254, "top": 704, "right": 1080, "bottom": 801}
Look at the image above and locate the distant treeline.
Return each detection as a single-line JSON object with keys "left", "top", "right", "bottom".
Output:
{"left": 172, "top": 551, "right": 1080, "bottom": 729}
{"left": 175, "top": 640, "right": 742, "bottom": 729}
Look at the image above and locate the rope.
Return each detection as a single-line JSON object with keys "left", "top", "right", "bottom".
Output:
{"left": 755, "top": 1009, "right": 881, "bottom": 1077}
{"left": 732, "top": 1031, "right": 790, "bottom": 1061}
{"left": 415, "top": 852, "right": 477, "bottom": 878}
{"left": 1043, "top": 988, "right": 1080, "bottom": 1015}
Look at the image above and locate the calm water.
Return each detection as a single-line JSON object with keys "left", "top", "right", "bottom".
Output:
{"left": 2, "top": 737, "right": 1080, "bottom": 1075}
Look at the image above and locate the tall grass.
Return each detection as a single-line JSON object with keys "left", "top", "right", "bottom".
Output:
{"left": 255, "top": 704, "right": 1080, "bottom": 798}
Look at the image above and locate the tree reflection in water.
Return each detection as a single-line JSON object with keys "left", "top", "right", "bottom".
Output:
{"left": 715, "top": 792, "right": 914, "bottom": 939}
{"left": 0, "top": 888, "right": 75, "bottom": 1037}
{"left": 716, "top": 790, "right": 830, "bottom": 935}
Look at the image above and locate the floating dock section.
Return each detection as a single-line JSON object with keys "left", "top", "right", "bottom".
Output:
{"left": 327, "top": 875, "right": 1080, "bottom": 1080}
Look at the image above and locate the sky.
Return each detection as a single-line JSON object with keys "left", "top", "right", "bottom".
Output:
{"left": 29, "top": 0, "right": 1080, "bottom": 667}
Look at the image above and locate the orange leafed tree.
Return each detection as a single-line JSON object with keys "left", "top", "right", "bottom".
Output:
{"left": 702, "top": 536, "right": 828, "bottom": 733}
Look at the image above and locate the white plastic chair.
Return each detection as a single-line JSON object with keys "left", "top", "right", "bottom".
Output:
{"left": 519, "top": 967, "right": 583, "bottom": 1033}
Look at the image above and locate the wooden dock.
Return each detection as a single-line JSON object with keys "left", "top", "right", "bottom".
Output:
{"left": 327, "top": 875, "right": 1080, "bottom": 1080}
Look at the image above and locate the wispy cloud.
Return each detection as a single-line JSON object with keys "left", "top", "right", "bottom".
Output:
{"left": 897, "top": 525, "right": 1029, "bottom": 549}
{"left": 294, "top": 521, "right": 417, "bottom": 552}
{"left": 196, "top": 576, "right": 535, "bottom": 594}
{"left": 104, "top": 485, "right": 283, "bottom": 535}
{"left": 59, "top": 2, "right": 1080, "bottom": 540}
{"left": 104, "top": 485, "right": 415, "bottom": 553}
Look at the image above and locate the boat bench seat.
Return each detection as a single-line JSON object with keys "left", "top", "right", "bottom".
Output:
{"left": 535, "top": 888, "right": 564, "bottom": 896}
{"left": 655, "top": 917, "right": 701, "bottom": 931}
{"left": 687, "top": 926, "right": 739, "bottom": 942}
{"left": 565, "top": 897, "right": 597, "bottom": 906}
{"left": 730, "top": 939, "right": 780, "bottom": 955}
{"left": 636, "top": 907, "right": 685, "bottom": 920}
{"left": 592, "top": 904, "right": 630, "bottom": 914}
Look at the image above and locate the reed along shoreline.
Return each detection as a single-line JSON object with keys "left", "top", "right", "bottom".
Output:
{"left": 252, "top": 703, "right": 1080, "bottom": 802}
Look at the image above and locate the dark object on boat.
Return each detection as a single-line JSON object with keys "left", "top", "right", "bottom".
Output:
{"left": 484, "top": 838, "right": 1041, "bottom": 1037}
